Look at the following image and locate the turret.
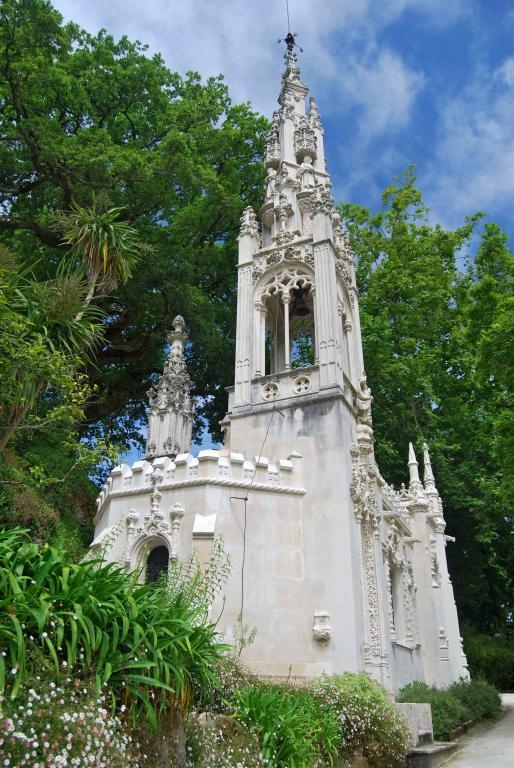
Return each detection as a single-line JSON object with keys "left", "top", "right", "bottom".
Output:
{"left": 145, "top": 316, "right": 195, "bottom": 459}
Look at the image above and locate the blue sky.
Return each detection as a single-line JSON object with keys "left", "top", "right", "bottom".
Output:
{"left": 51, "top": 0, "right": 514, "bottom": 251}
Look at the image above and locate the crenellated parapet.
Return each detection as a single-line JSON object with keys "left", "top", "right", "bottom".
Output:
{"left": 95, "top": 448, "right": 305, "bottom": 521}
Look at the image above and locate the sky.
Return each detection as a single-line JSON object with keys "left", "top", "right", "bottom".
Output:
{"left": 50, "top": 0, "right": 514, "bottom": 251}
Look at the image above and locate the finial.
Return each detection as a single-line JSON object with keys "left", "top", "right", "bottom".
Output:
{"left": 278, "top": 31, "right": 303, "bottom": 54}
{"left": 408, "top": 442, "right": 421, "bottom": 487}
{"left": 423, "top": 442, "right": 436, "bottom": 491}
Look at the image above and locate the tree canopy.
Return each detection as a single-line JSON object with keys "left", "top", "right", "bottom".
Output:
{"left": 340, "top": 169, "right": 513, "bottom": 633}
{"left": 0, "top": 0, "right": 268, "bottom": 449}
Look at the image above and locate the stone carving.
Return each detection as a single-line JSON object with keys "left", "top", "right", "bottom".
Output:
{"left": 294, "top": 116, "right": 317, "bottom": 161}
{"left": 311, "top": 183, "right": 333, "bottom": 215}
{"left": 252, "top": 245, "right": 314, "bottom": 284}
{"left": 170, "top": 503, "right": 184, "bottom": 560}
{"left": 146, "top": 316, "right": 195, "bottom": 460}
{"left": 292, "top": 374, "right": 311, "bottom": 394}
{"left": 356, "top": 375, "right": 373, "bottom": 427}
{"left": 281, "top": 50, "right": 302, "bottom": 86}
{"left": 308, "top": 96, "right": 323, "bottom": 131}
{"left": 404, "top": 562, "right": 419, "bottom": 647}
{"left": 351, "top": 461, "right": 380, "bottom": 526}
{"left": 265, "top": 167, "right": 277, "bottom": 200}
{"left": 363, "top": 519, "right": 382, "bottom": 658}
{"left": 298, "top": 155, "right": 315, "bottom": 189}
{"left": 239, "top": 206, "right": 260, "bottom": 238}
{"left": 259, "top": 267, "right": 313, "bottom": 303}
{"left": 313, "top": 611, "right": 331, "bottom": 645}
{"left": 439, "top": 627, "right": 449, "bottom": 661}
{"left": 273, "top": 229, "right": 301, "bottom": 246}
{"left": 430, "top": 539, "right": 441, "bottom": 587}
{"left": 265, "top": 113, "right": 281, "bottom": 167}
{"left": 261, "top": 381, "right": 279, "bottom": 401}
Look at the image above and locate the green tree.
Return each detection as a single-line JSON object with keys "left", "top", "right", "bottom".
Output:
{"left": 340, "top": 170, "right": 513, "bottom": 633}
{"left": 0, "top": 0, "right": 268, "bottom": 449}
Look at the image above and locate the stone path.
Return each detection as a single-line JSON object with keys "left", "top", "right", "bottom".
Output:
{"left": 442, "top": 693, "right": 514, "bottom": 767}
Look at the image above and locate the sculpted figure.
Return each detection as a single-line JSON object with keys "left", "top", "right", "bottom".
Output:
{"left": 357, "top": 375, "right": 373, "bottom": 426}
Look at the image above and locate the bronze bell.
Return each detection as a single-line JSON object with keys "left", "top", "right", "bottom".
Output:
{"left": 292, "top": 288, "right": 310, "bottom": 317}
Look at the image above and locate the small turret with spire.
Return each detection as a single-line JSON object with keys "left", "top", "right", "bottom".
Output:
{"left": 145, "top": 316, "right": 195, "bottom": 460}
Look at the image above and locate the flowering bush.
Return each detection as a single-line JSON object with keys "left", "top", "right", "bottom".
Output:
{"left": 186, "top": 714, "right": 266, "bottom": 768}
{"left": 310, "top": 673, "right": 409, "bottom": 768}
{"left": 0, "top": 677, "right": 141, "bottom": 767}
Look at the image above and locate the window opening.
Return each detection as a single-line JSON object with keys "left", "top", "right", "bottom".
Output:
{"left": 146, "top": 545, "right": 169, "bottom": 583}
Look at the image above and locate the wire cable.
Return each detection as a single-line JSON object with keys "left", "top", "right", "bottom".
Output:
{"left": 233, "top": 399, "right": 283, "bottom": 654}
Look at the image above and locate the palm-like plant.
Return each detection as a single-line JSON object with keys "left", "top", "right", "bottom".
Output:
{"left": 0, "top": 250, "right": 104, "bottom": 453}
{"left": 55, "top": 198, "right": 147, "bottom": 319}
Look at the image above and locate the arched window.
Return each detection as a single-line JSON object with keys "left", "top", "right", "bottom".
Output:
{"left": 259, "top": 269, "right": 315, "bottom": 374}
{"left": 146, "top": 545, "right": 169, "bottom": 583}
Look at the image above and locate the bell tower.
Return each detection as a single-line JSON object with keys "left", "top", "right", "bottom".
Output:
{"left": 229, "top": 42, "right": 365, "bottom": 450}
{"left": 222, "top": 40, "right": 388, "bottom": 683}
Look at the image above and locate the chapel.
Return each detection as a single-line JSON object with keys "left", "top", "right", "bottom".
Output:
{"left": 91, "top": 41, "right": 468, "bottom": 690}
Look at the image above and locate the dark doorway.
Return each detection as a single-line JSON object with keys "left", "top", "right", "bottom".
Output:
{"left": 146, "top": 545, "right": 169, "bottom": 583}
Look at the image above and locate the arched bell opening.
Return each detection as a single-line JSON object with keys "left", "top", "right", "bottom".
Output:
{"left": 145, "top": 543, "right": 170, "bottom": 584}
{"left": 257, "top": 268, "right": 315, "bottom": 377}
{"left": 289, "top": 286, "right": 315, "bottom": 369}
{"left": 262, "top": 282, "right": 315, "bottom": 374}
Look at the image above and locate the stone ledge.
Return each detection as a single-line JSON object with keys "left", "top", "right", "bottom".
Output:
{"left": 407, "top": 742, "right": 457, "bottom": 768}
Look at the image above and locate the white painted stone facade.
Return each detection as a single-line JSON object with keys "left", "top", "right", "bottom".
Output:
{"left": 92, "top": 48, "right": 468, "bottom": 690}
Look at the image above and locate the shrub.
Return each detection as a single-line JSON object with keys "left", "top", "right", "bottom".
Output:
{"left": 194, "top": 655, "right": 258, "bottom": 714}
{"left": 231, "top": 682, "right": 340, "bottom": 768}
{"left": 311, "top": 673, "right": 409, "bottom": 768}
{"left": 448, "top": 679, "right": 501, "bottom": 720}
{"left": 397, "top": 681, "right": 466, "bottom": 739}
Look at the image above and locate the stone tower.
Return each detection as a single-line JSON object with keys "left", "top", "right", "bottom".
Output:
{"left": 219, "top": 44, "right": 388, "bottom": 681}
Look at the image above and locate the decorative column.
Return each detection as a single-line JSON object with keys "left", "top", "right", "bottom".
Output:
{"left": 170, "top": 503, "right": 185, "bottom": 561}
{"left": 283, "top": 293, "right": 291, "bottom": 370}
{"left": 254, "top": 301, "right": 268, "bottom": 377}
{"left": 234, "top": 206, "right": 260, "bottom": 405}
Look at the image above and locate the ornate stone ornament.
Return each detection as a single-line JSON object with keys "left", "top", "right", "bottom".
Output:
{"left": 294, "top": 116, "right": 317, "bottom": 161}
{"left": 239, "top": 206, "right": 260, "bottom": 238}
{"left": 261, "top": 381, "right": 279, "bottom": 401}
{"left": 292, "top": 374, "right": 311, "bottom": 394}
{"left": 313, "top": 611, "right": 331, "bottom": 645}
{"left": 145, "top": 316, "right": 195, "bottom": 460}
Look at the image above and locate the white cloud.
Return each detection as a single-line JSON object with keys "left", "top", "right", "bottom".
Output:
{"left": 424, "top": 60, "right": 514, "bottom": 225}
{"left": 51, "top": 0, "right": 424, "bottom": 124}
{"left": 496, "top": 57, "right": 514, "bottom": 87}
{"left": 338, "top": 49, "right": 425, "bottom": 136}
{"left": 381, "top": 0, "right": 469, "bottom": 26}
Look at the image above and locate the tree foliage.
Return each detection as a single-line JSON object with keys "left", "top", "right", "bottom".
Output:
{"left": 0, "top": 0, "right": 268, "bottom": 449}
{"left": 340, "top": 169, "right": 513, "bottom": 633}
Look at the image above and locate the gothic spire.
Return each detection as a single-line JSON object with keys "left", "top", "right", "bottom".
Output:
{"left": 408, "top": 442, "right": 422, "bottom": 489}
{"left": 145, "top": 315, "right": 195, "bottom": 460}
{"left": 423, "top": 442, "right": 436, "bottom": 491}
